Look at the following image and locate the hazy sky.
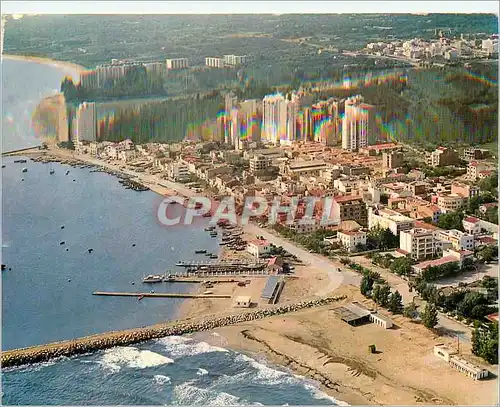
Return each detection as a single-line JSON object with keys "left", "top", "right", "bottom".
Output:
{"left": 2, "top": 1, "right": 499, "bottom": 15}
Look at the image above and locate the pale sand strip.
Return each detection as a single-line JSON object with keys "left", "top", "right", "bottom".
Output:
{"left": 1, "top": 54, "right": 85, "bottom": 78}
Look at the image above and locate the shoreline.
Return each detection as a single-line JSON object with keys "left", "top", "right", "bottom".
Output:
{"left": 2, "top": 53, "right": 85, "bottom": 78}
{"left": 9, "top": 149, "right": 498, "bottom": 406}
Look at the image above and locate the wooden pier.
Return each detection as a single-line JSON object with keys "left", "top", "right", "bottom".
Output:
{"left": 93, "top": 291, "right": 231, "bottom": 299}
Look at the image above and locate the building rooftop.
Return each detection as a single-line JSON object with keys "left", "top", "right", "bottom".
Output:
{"left": 249, "top": 239, "right": 270, "bottom": 247}
{"left": 414, "top": 256, "right": 459, "bottom": 270}
{"left": 464, "top": 216, "right": 480, "bottom": 224}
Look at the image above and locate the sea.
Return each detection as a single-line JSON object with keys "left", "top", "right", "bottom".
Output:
{"left": 1, "top": 57, "right": 343, "bottom": 405}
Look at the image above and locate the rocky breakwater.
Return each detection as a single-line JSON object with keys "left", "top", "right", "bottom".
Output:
{"left": 2, "top": 295, "right": 346, "bottom": 368}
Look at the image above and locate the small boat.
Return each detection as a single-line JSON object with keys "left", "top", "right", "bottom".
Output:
{"left": 203, "top": 290, "right": 213, "bottom": 295}
{"left": 50, "top": 169, "right": 55, "bottom": 175}
{"left": 65, "top": 170, "right": 70, "bottom": 175}
{"left": 1, "top": 165, "right": 5, "bottom": 168}
{"left": 61, "top": 225, "right": 65, "bottom": 229}
{"left": 131, "top": 282, "right": 135, "bottom": 285}
{"left": 22, "top": 168, "right": 27, "bottom": 173}
{"left": 67, "top": 279, "right": 71, "bottom": 282}
{"left": 132, "top": 243, "right": 136, "bottom": 247}
{"left": 150, "top": 290, "right": 155, "bottom": 294}
{"left": 14, "top": 159, "right": 27, "bottom": 163}
{"left": 60, "top": 241, "right": 65, "bottom": 245}
{"left": 210, "top": 255, "right": 218, "bottom": 259}
{"left": 195, "top": 249, "right": 207, "bottom": 254}
{"left": 142, "top": 274, "right": 164, "bottom": 283}
{"left": 88, "top": 248, "right": 93, "bottom": 253}
{"left": 138, "top": 295, "right": 144, "bottom": 301}
{"left": 205, "top": 252, "right": 213, "bottom": 256}
{"left": 1, "top": 264, "right": 6, "bottom": 271}
{"left": 21, "top": 178, "right": 24, "bottom": 181}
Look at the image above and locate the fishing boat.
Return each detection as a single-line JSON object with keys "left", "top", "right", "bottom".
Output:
{"left": 205, "top": 252, "right": 213, "bottom": 256}
{"left": 138, "top": 295, "right": 144, "bottom": 301}
{"left": 195, "top": 249, "right": 207, "bottom": 254}
{"left": 22, "top": 168, "right": 28, "bottom": 173}
{"left": 50, "top": 169, "right": 55, "bottom": 175}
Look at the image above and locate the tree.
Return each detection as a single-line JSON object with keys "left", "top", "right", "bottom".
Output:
{"left": 360, "top": 274, "right": 374, "bottom": 297}
{"left": 472, "top": 322, "right": 498, "bottom": 364}
{"left": 477, "top": 245, "right": 498, "bottom": 263}
{"left": 388, "top": 290, "right": 404, "bottom": 314}
{"left": 390, "top": 257, "right": 413, "bottom": 277}
{"left": 372, "top": 284, "right": 391, "bottom": 306}
{"left": 403, "top": 303, "right": 417, "bottom": 319}
{"left": 437, "top": 211, "right": 465, "bottom": 231}
{"left": 421, "top": 302, "right": 439, "bottom": 329}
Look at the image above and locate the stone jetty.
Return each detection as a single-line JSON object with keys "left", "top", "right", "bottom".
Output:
{"left": 2, "top": 295, "right": 346, "bottom": 368}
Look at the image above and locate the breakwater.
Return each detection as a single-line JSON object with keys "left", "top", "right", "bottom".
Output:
{"left": 3, "top": 295, "right": 346, "bottom": 368}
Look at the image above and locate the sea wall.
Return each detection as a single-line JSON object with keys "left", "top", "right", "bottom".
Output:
{"left": 2, "top": 295, "right": 346, "bottom": 368}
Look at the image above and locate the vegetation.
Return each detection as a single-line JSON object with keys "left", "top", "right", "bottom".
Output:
{"left": 476, "top": 245, "right": 498, "bottom": 263}
{"left": 436, "top": 211, "right": 465, "bottom": 231}
{"left": 389, "top": 257, "right": 413, "bottom": 277}
{"left": 388, "top": 290, "right": 403, "bottom": 315}
{"left": 472, "top": 322, "right": 498, "bottom": 364}
{"left": 366, "top": 227, "right": 399, "bottom": 251}
{"left": 420, "top": 261, "right": 461, "bottom": 282}
{"left": 273, "top": 225, "right": 335, "bottom": 256}
{"left": 421, "top": 302, "right": 439, "bottom": 329}
{"left": 403, "top": 303, "right": 418, "bottom": 319}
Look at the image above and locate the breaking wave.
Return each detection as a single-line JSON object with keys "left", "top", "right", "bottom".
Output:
{"left": 98, "top": 346, "right": 174, "bottom": 373}
{"left": 158, "top": 336, "right": 228, "bottom": 357}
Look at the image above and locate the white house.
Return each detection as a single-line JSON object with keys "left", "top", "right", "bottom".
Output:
{"left": 233, "top": 296, "right": 252, "bottom": 308}
{"left": 338, "top": 230, "right": 367, "bottom": 252}
{"left": 462, "top": 216, "right": 481, "bottom": 235}
{"left": 247, "top": 239, "right": 272, "bottom": 258}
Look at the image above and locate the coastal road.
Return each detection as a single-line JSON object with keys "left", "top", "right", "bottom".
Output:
{"left": 244, "top": 223, "right": 361, "bottom": 296}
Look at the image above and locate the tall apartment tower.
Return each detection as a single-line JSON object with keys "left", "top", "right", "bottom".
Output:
{"left": 76, "top": 102, "right": 97, "bottom": 142}
{"left": 342, "top": 95, "right": 375, "bottom": 151}
{"left": 262, "top": 93, "right": 297, "bottom": 145}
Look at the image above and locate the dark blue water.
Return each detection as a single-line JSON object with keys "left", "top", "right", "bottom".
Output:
{"left": 1, "top": 57, "right": 343, "bottom": 405}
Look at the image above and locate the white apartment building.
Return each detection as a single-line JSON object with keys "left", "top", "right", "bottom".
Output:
{"left": 338, "top": 230, "right": 367, "bottom": 253}
{"left": 287, "top": 218, "right": 321, "bottom": 234}
{"left": 462, "top": 216, "right": 481, "bottom": 235}
{"left": 368, "top": 207, "right": 415, "bottom": 236}
{"left": 342, "top": 95, "right": 375, "bottom": 151}
{"left": 467, "top": 161, "right": 490, "bottom": 181}
{"left": 168, "top": 162, "right": 190, "bottom": 182}
{"left": 249, "top": 155, "right": 270, "bottom": 173}
{"left": 334, "top": 178, "right": 360, "bottom": 194}
{"left": 400, "top": 228, "right": 443, "bottom": 261}
{"left": 166, "top": 58, "right": 188, "bottom": 69}
{"left": 223, "top": 54, "right": 249, "bottom": 65}
{"left": 76, "top": 102, "right": 97, "bottom": 142}
{"left": 262, "top": 93, "right": 297, "bottom": 145}
{"left": 437, "top": 229, "right": 474, "bottom": 251}
{"left": 205, "top": 57, "right": 224, "bottom": 68}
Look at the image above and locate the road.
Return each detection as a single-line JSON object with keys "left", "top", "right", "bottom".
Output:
{"left": 244, "top": 223, "right": 361, "bottom": 296}
{"left": 351, "top": 255, "right": 473, "bottom": 342}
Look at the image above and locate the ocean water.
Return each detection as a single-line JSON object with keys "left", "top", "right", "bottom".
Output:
{"left": 1, "top": 58, "right": 343, "bottom": 405}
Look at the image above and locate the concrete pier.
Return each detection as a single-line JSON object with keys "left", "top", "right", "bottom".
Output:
{"left": 2, "top": 295, "right": 347, "bottom": 368}
{"left": 93, "top": 291, "right": 231, "bottom": 299}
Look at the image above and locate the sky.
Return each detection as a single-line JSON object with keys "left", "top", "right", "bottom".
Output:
{"left": 1, "top": 1, "right": 499, "bottom": 15}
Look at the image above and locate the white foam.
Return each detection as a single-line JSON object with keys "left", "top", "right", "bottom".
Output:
{"left": 172, "top": 381, "right": 246, "bottom": 406}
{"left": 197, "top": 368, "right": 209, "bottom": 376}
{"left": 158, "top": 336, "right": 228, "bottom": 357}
{"left": 235, "top": 354, "right": 289, "bottom": 384}
{"left": 153, "top": 374, "right": 171, "bottom": 385}
{"left": 303, "top": 382, "right": 348, "bottom": 405}
{"left": 99, "top": 346, "right": 174, "bottom": 373}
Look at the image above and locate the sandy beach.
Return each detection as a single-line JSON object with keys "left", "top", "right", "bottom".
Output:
{"left": 2, "top": 54, "right": 85, "bottom": 79}
{"left": 11, "top": 147, "right": 499, "bottom": 406}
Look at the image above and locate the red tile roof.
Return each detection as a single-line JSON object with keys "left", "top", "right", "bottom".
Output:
{"left": 486, "top": 313, "right": 499, "bottom": 323}
{"left": 464, "top": 216, "right": 480, "bottom": 224}
{"left": 414, "top": 256, "right": 459, "bottom": 270}
{"left": 249, "top": 239, "right": 270, "bottom": 247}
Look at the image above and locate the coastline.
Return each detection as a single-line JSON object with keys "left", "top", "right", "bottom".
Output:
{"left": 1, "top": 54, "right": 85, "bottom": 78}
{"left": 12, "top": 148, "right": 499, "bottom": 406}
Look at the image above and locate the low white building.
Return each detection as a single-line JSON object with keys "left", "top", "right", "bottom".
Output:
{"left": 462, "top": 216, "right": 481, "bottom": 235}
{"left": 338, "top": 230, "right": 367, "bottom": 252}
{"left": 434, "top": 344, "right": 489, "bottom": 380}
{"left": 233, "top": 296, "right": 252, "bottom": 308}
{"left": 168, "top": 162, "right": 190, "bottom": 182}
{"left": 369, "top": 312, "right": 393, "bottom": 329}
{"left": 247, "top": 239, "right": 272, "bottom": 258}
